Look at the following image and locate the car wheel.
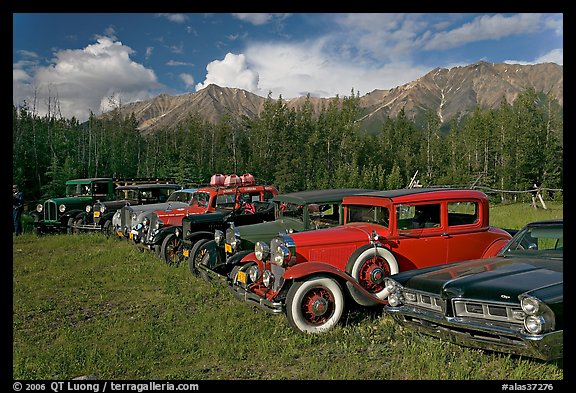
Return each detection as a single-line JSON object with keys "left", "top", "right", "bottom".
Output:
{"left": 102, "top": 220, "right": 113, "bottom": 237}
{"left": 32, "top": 213, "right": 43, "bottom": 236}
{"left": 345, "top": 245, "right": 399, "bottom": 307}
{"left": 67, "top": 217, "right": 76, "bottom": 235}
{"left": 188, "top": 239, "right": 209, "bottom": 276}
{"left": 161, "top": 233, "right": 183, "bottom": 267}
{"left": 286, "top": 276, "right": 345, "bottom": 334}
{"left": 73, "top": 218, "right": 84, "bottom": 235}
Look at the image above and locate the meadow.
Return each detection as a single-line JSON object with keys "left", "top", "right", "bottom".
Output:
{"left": 12, "top": 202, "right": 564, "bottom": 382}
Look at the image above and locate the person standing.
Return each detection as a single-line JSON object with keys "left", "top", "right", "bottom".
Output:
{"left": 13, "top": 184, "right": 24, "bottom": 235}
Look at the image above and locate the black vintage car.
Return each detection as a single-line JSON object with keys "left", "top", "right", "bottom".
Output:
{"left": 384, "top": 219, "right": 563, "bottom": 361}
{"left": 71, "top": 183, "right": 181, "bottom": 235}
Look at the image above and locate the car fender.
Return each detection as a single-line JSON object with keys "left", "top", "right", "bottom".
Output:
{"left": 283, "top": 261, "right": 388, "bottom": 306}
{"left": 61, "top": 209, "right": 84, "bottom": 224}
{"left": 482, "top": 238, "right": 511, "bottom": 257}
{"left": 187, "top": 230, "right": 216, "bottom": 244}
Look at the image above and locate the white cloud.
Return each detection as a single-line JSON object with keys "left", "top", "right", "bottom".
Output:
{"left": 195, "top": 53, "right": 259, "bottom": 92}
{"left": 424, "top": 13, "right": 542, "bottom": 50}
{"left": 505, "top": 48, "right": 563, "bottom": 66}
{"left": 535, "top": 49, "right": 563, "bottom": 65}
{"left": 156, "top": 13, "right": 189, "bottom": 23}
{"left": 179, "top": 73, "right": 194, "bottom": 88}
{"left": 13, "top": 37, "right": 163, "bottom": 121}
{"left": 231, "top": 13, "right": 291, "bottom": 26}
{"left": 196, "top": 41, "right": 429, "bottom": 100}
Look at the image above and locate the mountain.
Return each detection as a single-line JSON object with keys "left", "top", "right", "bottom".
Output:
{"left": 109, "top": 62, "right": 563, "bottom": 135}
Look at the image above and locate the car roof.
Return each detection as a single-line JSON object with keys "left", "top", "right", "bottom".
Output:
{"left": 115, "top": 184, "right": 181, "bottom": 190}
{"left": 65, "top": 178, "right": 113, "bottom": 184}
{"left": 272, "top": 188, "right": 374, "bottom": 204}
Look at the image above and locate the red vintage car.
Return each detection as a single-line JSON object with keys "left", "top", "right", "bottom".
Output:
{"left": 229, "top": 188, "right": 513, "bottom": 333}
{"left": 140, "top": 175, "right": 279, "bottom": 264}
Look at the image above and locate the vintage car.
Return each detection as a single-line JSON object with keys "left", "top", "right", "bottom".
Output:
{"left": 384, "top": 219, "right": 563, "bottom": 361}
{"left": 113, "top": 188, "right": 197, "bottom": 239}
{"left": 70, "top": 183, "right": 182, "bottom": 235}
{"left": 141, "top": 176, "right": 279, "bottom": 266}
{"left": 229, "top": 188, "right": 514, "bottom": 333}
{"left": 188, "top": 188, "right": 373, "bottom": 281}
{"left": 31, "top": 177, "right": 117, "bottom": 235}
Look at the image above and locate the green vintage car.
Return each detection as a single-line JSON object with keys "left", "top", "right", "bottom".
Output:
{"left": 187, "top": 188, "right": 372, "bottom": 281}
{"left": 31, "top": 178, "right": 117, "bottom": 235}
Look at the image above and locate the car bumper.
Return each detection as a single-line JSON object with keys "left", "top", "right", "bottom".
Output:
{"left": 386, "top": 305, "right": 563, "bottom": 361}
{"left": 229, "top": 282, "right": 284, "bottom": 315}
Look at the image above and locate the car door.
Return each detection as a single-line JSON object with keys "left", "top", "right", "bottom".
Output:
{"left": 392, "top": 202, "right": 448, "bottom": 269}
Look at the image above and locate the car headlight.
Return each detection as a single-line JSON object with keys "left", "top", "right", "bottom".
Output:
{"left": 154, "top": 219, "right": 164, "bottom": 230}
{"left": 269, "top": 234, "right": 296, "bottom": 267}
{"left": 520, "top": 295, "right": 540, "bottom": 315}
{"left": 36, "top": 204, "right": 43, "bottom": 213}
{"left": 519, "top": 294, "right": 555, "bottom": 334}
{"left": 255, "top": 241, "right": 270, "bottom": 261}
{"left": 59, "top": 204, "right": 66, "bottom": 213}
{"left": 384, "top": 278, "right": 404, "bottom": 307}
{"left": 226, "top": 227, "right": 241, "bottom": 250}
{"left": 524, "top": 315, "right": 549, "bottom": 334}
{"left": 85, "top": 205, "right": 92, "bottom": 213}
{"left": 214, "top": 230, "right": 224, "bottom": 246}
{"left": 262, "top": 270, "right": 274, "bottom": 287}
{"left": 248, "top": 265, "right": 261, "bottom": 282}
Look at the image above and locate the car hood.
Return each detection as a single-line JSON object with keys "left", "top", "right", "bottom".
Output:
{"left": 47, "top": 196, "right": 93, "bottom": 206}
{"left": 238, "top": 218, "right": 306, "bottom": 241}
{"left": 128, "top": 201, "right": 189, "bottom": 214}
{"left": 400, "top": 256, "right": 563, "bottom": 302}
{"left": 182, "top": 210, "right": 226, "bottom": 223}
{"left": 288, "top": 222, "right": 379, "bottom": 248}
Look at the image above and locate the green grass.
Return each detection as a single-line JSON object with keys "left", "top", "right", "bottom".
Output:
{"left": 13, "top": 202, "right": 564, "bottom": 380}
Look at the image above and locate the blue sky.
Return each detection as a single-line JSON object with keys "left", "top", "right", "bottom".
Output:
{"left": 13, "top": 13, "right": 563, "bottom": 123}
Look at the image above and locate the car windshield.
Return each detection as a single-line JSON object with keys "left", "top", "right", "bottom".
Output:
{"left": 275, "top": 202, "right": 304, "bottom": 222}
{"left": 167, "top": 191, "right": 194, "bottom": 204}
{"left": 66, "top": 183, "right": 91, "bottom": 197}
{"left": 346, "top": 205, "right": 390, "bottom": 227}
{"left": 500, "top": 223, "right": 563, "bottom": 257}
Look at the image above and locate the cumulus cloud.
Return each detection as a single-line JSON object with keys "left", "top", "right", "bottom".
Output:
{"left": 195, "top": 53, "right": 259, "bottom": 92}
{"left": 195, "top": 41, "right": 428, "bottom": 100}
{"left": 13, "top": 37, "right": 163, "bottom": 121}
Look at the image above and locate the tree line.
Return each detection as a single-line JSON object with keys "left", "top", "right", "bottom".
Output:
{"left": 12, "top": 88, "right": 563, "bottom": 207}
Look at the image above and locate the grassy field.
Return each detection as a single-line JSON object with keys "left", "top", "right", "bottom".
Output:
{"left": 12, "top": 202, "right": 564, "bottom": 381}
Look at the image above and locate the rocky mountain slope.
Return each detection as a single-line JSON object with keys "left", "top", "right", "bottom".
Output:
{"left": 109, "top": 61, "right": 562, "bottom": 134}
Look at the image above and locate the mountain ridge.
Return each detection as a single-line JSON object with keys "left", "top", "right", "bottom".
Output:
{"left": 108, "top": 61, "right": 563, "bottom": 134}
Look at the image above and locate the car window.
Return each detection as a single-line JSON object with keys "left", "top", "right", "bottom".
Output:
{"left": 346, "top": 205, "right": 389, "bottom": 227}
{"left": 167, "top": 191, "right": 193, "bottom": 203}
{"left": 504, "top": 224, "right": 563, "bottom": 253}
{"left": 396, "top": 203, "right": 440, "bottom": 229}
{"left": 309, "top": 203, "right": 341, "bottom": 228}
{"left": 276, "top": 202, "right": 304, "bottom": 223}
{"left": 448, "top": 201, "right": 478, "bottom": 226}
{"left": 93, "top": 182, "right": 109, "bottom": 196}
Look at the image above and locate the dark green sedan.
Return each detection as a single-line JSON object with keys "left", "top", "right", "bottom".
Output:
{"left": 384, "top": 219, "right": 563, "bottom": 361}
